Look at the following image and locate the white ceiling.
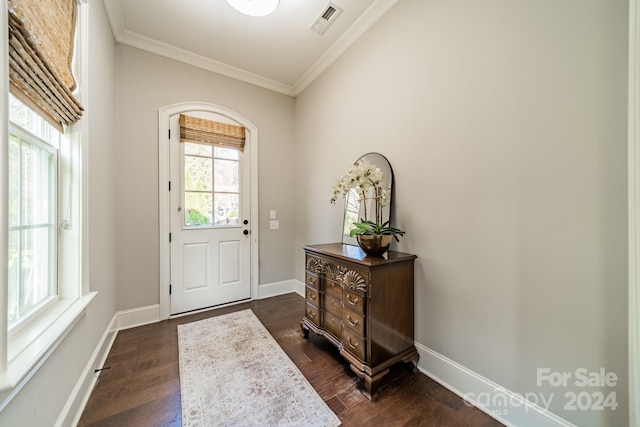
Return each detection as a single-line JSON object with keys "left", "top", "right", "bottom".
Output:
{"left": 102, "top": 0, "right": 400, "bottom": 96}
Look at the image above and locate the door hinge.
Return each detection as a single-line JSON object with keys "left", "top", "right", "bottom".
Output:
{"left": 169, "top": 284, "right": 172, "bottom": 295}
{"left": 168, "top": 181, "right": 171, "bottom": 191}
{"left": 169, "top": 233, "right": 172, "bottom": 242}
{"left": 168, "top": 129, "right": 171, "bottom": 139}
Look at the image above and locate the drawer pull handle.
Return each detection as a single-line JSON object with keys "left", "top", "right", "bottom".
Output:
{"left": 307, "top": 277, "right": 316, "bottom": 286}
{"left": 309, "top": 293, "right": 316, "bottom": 300}
{"left": 346, "top": 294, "right": 359, "bottom": 306}
{"left": 308, "top": 311, "right": 315, "bottom": 319}
{"left": 346, "top": 315, "right": 359, "bottom": 327}
{"left": 347, "top": 337, "right": 359, "bottom": 349}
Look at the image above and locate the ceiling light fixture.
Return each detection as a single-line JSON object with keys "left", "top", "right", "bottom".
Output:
{"left": 225, "top": 0, "right": 279, "bottom": 17}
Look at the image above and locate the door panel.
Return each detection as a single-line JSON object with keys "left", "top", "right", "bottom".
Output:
{"left": 219, "top": 240, "right": 240, "bottom": 284}
{"left": 183, "top": 243, "right": 208, "bottom": 290}
{"left": 169, "top": 112, "right": 251, "bottom": 315}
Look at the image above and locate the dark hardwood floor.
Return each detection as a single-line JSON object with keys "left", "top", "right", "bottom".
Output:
{"left": 78, "top": 293, "right": 503, "bottom": 427}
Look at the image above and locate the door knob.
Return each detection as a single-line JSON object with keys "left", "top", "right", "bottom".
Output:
{"left": 243, "top": 230, "right": 249, "bottom": 235}
{"left": 243, "top": 219, "right": 249, "bottom": 225}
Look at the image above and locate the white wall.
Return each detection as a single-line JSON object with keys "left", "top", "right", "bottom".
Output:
{"left": 294, "top": 0, "right": 628, "bottom": 425}
{"left": 0, "top": 1, "right": 118, "bottom": 425}
{"left": 114, "top": 46, "right": 296, "bottom": 310}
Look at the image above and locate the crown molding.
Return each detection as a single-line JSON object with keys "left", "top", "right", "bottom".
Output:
{"left": 116, "top": 30, "right": 295, "bottom": 96}
{"left": 292, "top": 0, "right": 400, "bottom": 95}
{"left": 102, "top": 0, "right": 400, "bottom": 97}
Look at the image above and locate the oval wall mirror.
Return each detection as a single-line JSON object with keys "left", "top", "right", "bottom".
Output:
{"left": 342, "top": 153, "right": 394, "bottom": 246}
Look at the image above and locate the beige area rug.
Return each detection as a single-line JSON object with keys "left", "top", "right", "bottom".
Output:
{"left": 178, "top": 309, "right": 341, "bottom": 427}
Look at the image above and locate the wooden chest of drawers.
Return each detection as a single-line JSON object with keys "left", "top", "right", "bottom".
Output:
{"left": 300, "top": 243, "right": 418, "bottom": 400}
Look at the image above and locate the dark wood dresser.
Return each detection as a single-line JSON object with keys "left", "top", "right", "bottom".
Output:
{"left": 300, "top": 243, "right": 418, "bottom": 400}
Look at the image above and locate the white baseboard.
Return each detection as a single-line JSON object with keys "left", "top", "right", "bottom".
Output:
{"left": 56, "top": 314, "right": 118, "bottom": 427}
{"left": 117, "top": 283, "right": 305, "bottom": 329}
{"left": 258, "top": 279, "right": 304, "bottom": 299}
{"left": 293, "top": 279, "right": 304, "bottom": 297}
{"left": 415, "top": 342, "right": 575, "bottom": 427}
{"left": 117, "top": 304, "right": 160, "bottom": 330}
{"left": 57, "top": 304, "right": 162, "bottom": 426}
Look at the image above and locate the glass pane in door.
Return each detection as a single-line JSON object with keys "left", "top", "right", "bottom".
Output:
{"left": 183, "top": 142, "right": 240, "bottom": 228}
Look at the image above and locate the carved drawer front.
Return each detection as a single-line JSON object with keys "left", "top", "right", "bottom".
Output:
{"left": 341, "top": 268, "right": 369, "bottom": 296}
{"left": 305, "top": 286, "right": 320, "bottom": 306}
{"left": 325, "top": 294, "right": 342, "bottom": 318}
{"left": 325, "top": 312, "right": 342, "bottom": 339}
{"left": 342, "top": 329, "right": 366, "bottom": 362}
{"left": 305, "top": 272, "right": 319, "bottom": 290}
{"left": 343, "top": 289, "right": 365, "bottom": 315}
{"left": 342, "top": 309, "right": 365, "bottom": 337}
{"left": 305, "top": 303, "right": 321, "bottom": 327}
{"left": 325, "top": 278, "right": 342, "bottom": 300}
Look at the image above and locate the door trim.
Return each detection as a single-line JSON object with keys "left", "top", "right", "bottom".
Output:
{"left": 158, "top": 102, "right": 259, "bottom": 320}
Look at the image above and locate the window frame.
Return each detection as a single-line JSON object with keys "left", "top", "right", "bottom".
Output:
{"left": 0, "top": 0, "right": 96, "bottom": 401}
{"left": 7, "top": 121, "right": 60, "bottom": 335}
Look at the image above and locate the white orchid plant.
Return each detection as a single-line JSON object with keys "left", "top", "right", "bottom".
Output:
{"left": 330, "top": 162, "right": 405, "bottom": 241}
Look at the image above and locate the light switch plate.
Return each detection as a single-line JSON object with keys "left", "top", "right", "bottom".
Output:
{"left": 270, "top": 210, "right": 277, "bottom": 220}
{"left": 270, "top": 220, "right": 279, "bottom": 230}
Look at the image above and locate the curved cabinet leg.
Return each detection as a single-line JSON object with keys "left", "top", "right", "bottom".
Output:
{"left": 351, "top": 365, "right": 390, "bottom": 401}
{"left": 405, "top": 352, "right": 420, "bottom": 374}
{"left": 300, "top": 321, "right": 310, "bottom": 339}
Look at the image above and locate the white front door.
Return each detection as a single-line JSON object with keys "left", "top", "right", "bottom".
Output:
{"left": 169, "top": 112, "right": 251, "bottom": 315}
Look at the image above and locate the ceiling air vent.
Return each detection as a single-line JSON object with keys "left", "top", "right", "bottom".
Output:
{"left": 309, "top": 2, "right": 343, "bottom": 35}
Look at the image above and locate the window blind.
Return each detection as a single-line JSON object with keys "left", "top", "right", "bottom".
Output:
{"left": 179, "top": 114, "right": 246, "bottom": 152}
{"left": 8, "top": 0, "right": 84, "bottom": 131}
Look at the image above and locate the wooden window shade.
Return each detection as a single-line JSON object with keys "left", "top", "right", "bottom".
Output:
{"left": 179, "top": 114, "right": 246, "bottom": 152}
{"left": 8, "top": 0, "right": 84, "bottom": 131}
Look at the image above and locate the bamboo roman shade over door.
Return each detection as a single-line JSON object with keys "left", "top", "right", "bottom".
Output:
{"left": 8, "top": 0, "right": 84, "bottom": 131}
{"left": 179, "top": 114, "right": 246, "bottom": 152}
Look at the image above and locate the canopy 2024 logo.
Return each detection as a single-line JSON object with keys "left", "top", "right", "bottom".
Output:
{"left": 537, "top": 368, "right": 618, "bottom": 411}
